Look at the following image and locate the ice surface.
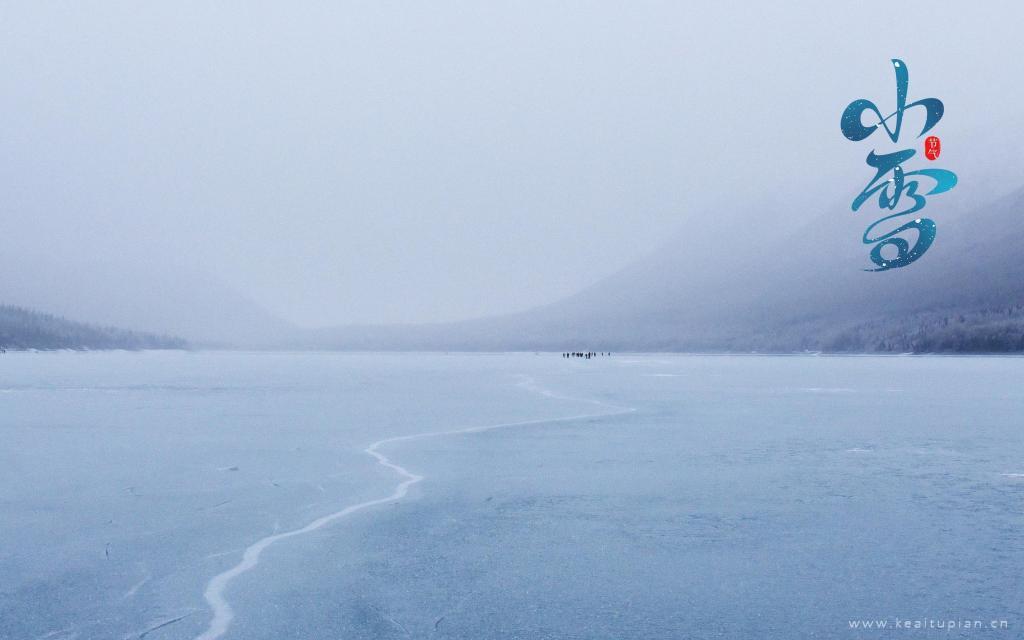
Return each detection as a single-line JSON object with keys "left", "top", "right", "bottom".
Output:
{"left": 1, "top": 352, "right": 1023, "bottom": 639}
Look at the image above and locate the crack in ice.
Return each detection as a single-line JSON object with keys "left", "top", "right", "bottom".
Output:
{"left": 193, "top": 375, "right": 634, "bottom": 640}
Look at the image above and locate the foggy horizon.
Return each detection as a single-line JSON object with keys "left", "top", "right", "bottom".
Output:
{"left": 4, "top": 1, "right": 1024, "bottom": 330}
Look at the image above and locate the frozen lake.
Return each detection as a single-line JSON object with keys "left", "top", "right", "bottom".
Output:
{"left": 2, "top": 351, "right": 1023, "bottom": 639}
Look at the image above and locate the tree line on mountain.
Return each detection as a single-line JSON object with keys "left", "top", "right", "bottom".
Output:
{"left": 0, "top": 304, "right": 185, "bottom": 350}
{"left": 5, "top": 298, "right": 1022, "bottom": 354}
{"left": 744, "top": 305, "right": 1024, "bottom": 354}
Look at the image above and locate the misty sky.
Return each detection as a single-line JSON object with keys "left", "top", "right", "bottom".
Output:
{"left": 3, "top": 1, "right": 1024, "bottom": 328}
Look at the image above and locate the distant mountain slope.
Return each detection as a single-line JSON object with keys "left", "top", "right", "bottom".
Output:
{"left": 0, "top": 258, "right": 294, "bottom": 347}
{"left": 302, "top": 184, "right": 1024, "bottom": 353}
{"left": 0, "top": 304, "right": 185, "bottom": 350}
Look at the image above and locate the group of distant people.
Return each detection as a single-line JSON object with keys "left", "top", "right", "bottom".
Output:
{"left": 562, "top": 351, "right": 609, "bottom": 359}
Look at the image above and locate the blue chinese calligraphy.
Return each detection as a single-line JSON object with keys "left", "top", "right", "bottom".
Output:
{"left": 840, "top": 59, "right": 957, "bottom": 271}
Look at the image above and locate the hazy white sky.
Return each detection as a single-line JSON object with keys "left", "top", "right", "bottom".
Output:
{"left": 3, "top": 1, "right": 1023, "bottom": 327}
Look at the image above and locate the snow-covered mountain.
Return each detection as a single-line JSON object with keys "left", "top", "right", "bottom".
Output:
{"left": 302, "top": 185, "right": 1024, "bottom": 353}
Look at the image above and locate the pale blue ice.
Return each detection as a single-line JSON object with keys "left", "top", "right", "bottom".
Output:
{"left": 1, "top": 352, "right": 1022, "bottom": 639}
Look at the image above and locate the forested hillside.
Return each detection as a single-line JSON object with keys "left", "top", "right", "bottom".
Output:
{"left": 0, "top": 304, "right": 186, "bottom": 350}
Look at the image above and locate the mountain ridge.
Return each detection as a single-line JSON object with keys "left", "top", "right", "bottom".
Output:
{"left": 295, "top": 184, "right": 1024, "bottom": 353}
